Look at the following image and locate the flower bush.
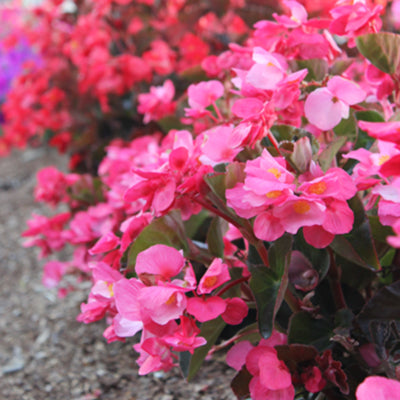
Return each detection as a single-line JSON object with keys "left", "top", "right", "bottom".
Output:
{"left": 2, "top": 0, "right": 400, "bottom": 398}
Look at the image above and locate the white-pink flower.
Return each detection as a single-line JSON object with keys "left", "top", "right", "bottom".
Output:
{"left": 304, "top": 76, "right": 365, "bottom": 130}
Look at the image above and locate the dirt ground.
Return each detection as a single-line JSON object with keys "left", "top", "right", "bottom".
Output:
{"left": 0, "top": 149, "right": 235, "bottom": 400}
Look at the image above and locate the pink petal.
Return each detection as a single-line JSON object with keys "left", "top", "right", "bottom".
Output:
{"left": 356, "top": 376, "right": 400, "bottom": 400}
{"left": 226, "top": 340, "right": 253, "bottom": 371}
{"left": 327, "top": 76, "right": 366, "bottom": 105}
{"left": 304, "top": 87, "right": 347, "bottom": 130}
{"left": 186, "top": 296, "right": 226, "bottom": 322}
{"left": 135, "top": 244, "right": 185, "bottom": 280}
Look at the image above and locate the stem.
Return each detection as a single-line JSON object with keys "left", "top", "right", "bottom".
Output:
{"left": 212, "top": 101, "right": 224, "bottom": 121}
{"left": 193, "top": 196, "right": 242, "bottom": 228}
{"left": 327, "top": 248, "right": 347, "bottom": 310}
{"left": 215, "top": 276, "right": 249, "bottom": 297}
{"left": 208, "top": 328, "right": 259, "bottom": 356}
{"left": 255, "top": 240, "right": 270, "bottom": 268}
{"left": 284, "top": 288, "right": 300, "bottom": 313}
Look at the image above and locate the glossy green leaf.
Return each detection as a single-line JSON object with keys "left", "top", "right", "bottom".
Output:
{"left": 204, "top": 172, "right": 227, "bottom": 201}
{"left": 330, "top": 196, "right": 380, "bottom": 270}
{"left": 294, "top": 58, "right": 327, "bottom": 81}
{"left": 248, "top": 235, "right": 292, "bottom": 339}
{"left": 288, "top": 311, "right": 333, "bottom": 351}
{"left": 206, "top": 217, "right": 226, "bottom": 258}
{"left": 356, "top": 32, "right": 400, "bottom": 74}
{"left": 318, "top": 136, "right": 347, "bottom": 172}
{"left": 127, "top": 210, "right": 188, "bottom": 271}
{"left": 269, "top": 125, "right": 319, "bottom": 154}
{"left": 183, "top": 317, "right": 226, "bottom": 380}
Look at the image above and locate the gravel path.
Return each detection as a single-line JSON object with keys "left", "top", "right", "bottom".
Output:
{"left": 0, "top": 149, "right": 235, "bottom": 400}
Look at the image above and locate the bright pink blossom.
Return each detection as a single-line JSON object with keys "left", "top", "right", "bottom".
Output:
{"left": 356, "top": 376, "right": 400, "bottom": 400}
{"left": 305, "top": 76, "right": 365, "bottom": 130}
{"left": 197, "top": 258, "right": 230, "bottom": 294}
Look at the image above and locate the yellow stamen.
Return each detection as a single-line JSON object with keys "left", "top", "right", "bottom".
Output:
{"left": 266, "top": 190, "right": 282, "bottom": 198}
{"left": 293, "top": 200, "right": 311, "bottom": 214}
{"left": 267, "top": 168, "right": 282, "bottom": 179}
{"left": 309, "top": 181, "right": 327, "bottom": 195}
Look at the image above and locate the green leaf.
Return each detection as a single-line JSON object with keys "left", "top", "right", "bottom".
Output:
{"left": 158, "top": 115, "right": 184, "bottom": 133}
{"left": 126, "top": 211, "right": 188, "bottom": 271}
{"left": 248, "top": 235, "right": 293, "bottom": 339}
{"left": 369, "top": 216, "right": 394, "bottom": 243}
{"left": 330, "top": 196, "right": 380, "bottom": 270}
{"left": 203, "top": 172, "right": 227, "bottom": 201}
{"left": 288, "top": 311, "right": 333, "bottom": 351}
{"left": 293, "top": 59, "right": 328, "bottom": 81}
{"left": 269, "top": 125, "right": 319, "bottom": 155}
{"left": 356, "top": 32, "right": 400, "bottom": 74}
{"left": 330, "top": 58, "right": 355, "bottom": 76}
{"left": 183, "top": 317, "right": 226, "bottom": 381}
{"left": 206, "top": 217, "right": 226, "bottom": 258}
{"left": 183, "top": 210, "right": 210, "bottom": 240}
{"left": 318, "top": 136, "right": 347, "bottom": 171}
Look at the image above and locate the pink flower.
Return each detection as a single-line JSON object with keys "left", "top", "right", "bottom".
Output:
{"left": 186, "top": 296, "right": 226, "bottom": 322}
{"left": 358, "top": 121, "right": 400, "bottom": 145}
{"left": 356, "top": 376, "right": 400, "bottom": 400}
{"left": 246, "top": 47, "right": 287, "bottom": 91}
{"left": 135, "top": 244, "right": 185, "bottom": 284}
{"left": 304, "top": 76, "right": 365, "bottom": 130}
{"left": 246, "top": 345, "right": 294, "bottom": 400}
{"left": 197, "top": 258, "right": 230, "bottom": 294}
{"left": 185, "top": 80, "right": 224, "bottom": 117}
{"left": 137, "top": 79, "right": 176, "bottom": 124}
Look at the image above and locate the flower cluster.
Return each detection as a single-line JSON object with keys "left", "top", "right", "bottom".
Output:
{"left": 5, "top": 0, "right": 400, "bottom": 399}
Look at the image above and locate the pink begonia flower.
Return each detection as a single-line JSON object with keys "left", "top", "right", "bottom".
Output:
{"left": 88, "top": 232, "right": 120, "bottom": 255}
{"left": 42, "top": 261, "right": 68, "bottom": 288}
{"left": 329, "top": 3, "right": 383, "bottom": 47}
{"left": 221, "top": 297, "right": 248, "bottom": 325}
{"left": 272, "top": 196, "right": 326, "bottom": 235}
{"left": 303, "top": 225, "right": 335, "bottom": 249}
{"left": 135, "top": 244, "right": 185, "bottom": 284}
{"left": 137, "top": 79, "right": 176, "bottom": 124}
{"left": 226, "top": 340, "right": 254, "bottom": 371}
{"left": 197, "top": 258, "right": 231, "bottom": 294}
{"left": 246, "top": 47, "right": 287, "bottom": 91}
{"left": 305, "top": 76, "right": 366, "bottom": 130}
{"left": 273, "top": 0, "right": 308, "bottom": 28}
{"left": 185, "top": 80, "right": 224, "bottom": 117}
{"left": 301, "top": 366, "right": 326, "bottom": 393}
{"left": 134, "top": 336, "right": 175, "bottom": 376}
{"left": 388, "top": 219, "right": 400, "bottom": 248}
{"left": 358, "top": 121, "right": 400, "bottom": 145}
{"left": 253, "top": 212, "right": 286, "bottom": 242}
{"left": 380, "top": 154, "right": 400, "bottom": 177}
{"left": 246, "top": 345, "right": 294, "bottom": 400}
{"left": 356, "top": 376, "right": 400, "bottom": 400}
{"left": 138, "top": 286, "right": 187, "bottom": 325}
{"left": 113, "top": 278, "right": 144, "bottom": 337}
{"left": 163, "top": 316, "right": 206, "bottom": 354}
{"left": 298, "top": 167, "right": 357, "bottom": 201}
{"left": 186, "top": 296, "right": 226, "bottom": 322}
{"left": 201, "top": 125, "right": 244, "bottom": 164}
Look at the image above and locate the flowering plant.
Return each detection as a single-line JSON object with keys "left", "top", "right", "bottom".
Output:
{"left": 4, "top": 0, "right": 400, "bottom": 399}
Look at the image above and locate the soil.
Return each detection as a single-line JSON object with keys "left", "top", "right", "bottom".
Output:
{"left": 0, "top": 149, "right": 236, "bottom": 400}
